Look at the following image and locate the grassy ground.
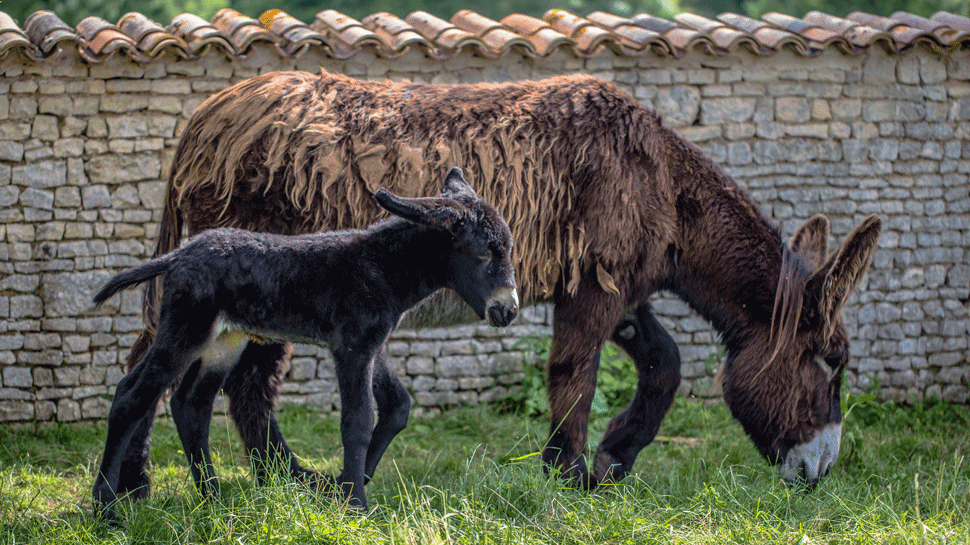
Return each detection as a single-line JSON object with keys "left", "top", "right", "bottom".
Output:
{"left": 0, "top": 395, "right": 967, "bottom": 544}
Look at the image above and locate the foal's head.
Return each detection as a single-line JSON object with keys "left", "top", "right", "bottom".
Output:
{"left": 374, "top": 167, "right": 519, "bottom": 327}
{"left": 722, "top": 214, "right": 882, "bottom": 487}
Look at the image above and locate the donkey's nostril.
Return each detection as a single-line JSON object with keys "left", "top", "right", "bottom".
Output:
{"left": 487, "top": 303, "right": 517, "bottom": 327}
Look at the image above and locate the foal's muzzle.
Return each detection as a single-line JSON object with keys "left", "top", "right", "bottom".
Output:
{"left": 486, "top": 286, "right": 518, "bottom": 327}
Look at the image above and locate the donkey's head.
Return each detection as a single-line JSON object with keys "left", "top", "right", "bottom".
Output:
{"left": 722, "top": 214, "right": 882, "bottom": 487}
{"left": 374, "top": 167, "right": 518, "bottom": 327}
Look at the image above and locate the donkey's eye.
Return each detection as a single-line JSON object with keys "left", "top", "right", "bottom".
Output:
{"left": 475, "top": 249, "right": 493, "bottom": 261}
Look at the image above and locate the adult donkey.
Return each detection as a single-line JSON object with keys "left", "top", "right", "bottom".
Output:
{"left": 113, "top": 71, "right": 880, "bottom": 499}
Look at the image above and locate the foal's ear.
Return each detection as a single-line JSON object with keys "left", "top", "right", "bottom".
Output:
{"left": 374, "top": 189, "right": 462, "bottom": 231}
{"left": 441, "top": 167, "right": 477, "bottom": 199}
{"left": 791, "top": 214, "right": 829, "bottom": 271}
{"left": 808, "top": 214, "right": 882, "bottom": 336}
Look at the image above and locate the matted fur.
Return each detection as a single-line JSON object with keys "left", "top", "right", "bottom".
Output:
{"left": 120, "top": 71, "right": 881, "bottom": 494}
{"left": 168, "top": 71, "right": 666, "bottom": 305}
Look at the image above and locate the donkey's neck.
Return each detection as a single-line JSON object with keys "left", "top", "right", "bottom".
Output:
{"left": 667, "top": 146, "right": 789, "bottom": 355}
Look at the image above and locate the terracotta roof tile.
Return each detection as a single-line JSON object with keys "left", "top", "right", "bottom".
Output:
{"left": 260, "top": 10, "right": 327, "bottom": 57}
{"left": 313, "top": 9, "right": 384, "bottom": 59}
{"left": 586, "top": 12, "right": 673, "bottom": 55}
{"left": 453, "top": 10, "right": 535, "bottom": 57}
{"left": 801, "top": 11, "right": 895, "bottom": 51}
{"left": 211, "top": 9, "right": 278, "bottom": 54}
{"left": 119, "top": 12, "right": 188, "bottom": 59}
{"left": 675, "top": 12, "right": 761, "bottom": 54}
{"left": 3, "top": 7, "right": 967, "bottom": 64}
{"left": 0, "top": 11, "right": 34, "bottom": 60}
{"left": 761, "top": 12, "right": 852, "bottom": 54}
{"left": 76, "top": 16, "right": 149, "bottom": 63}
{"left": 716, "top": 12, "right": 806, "bottom": 53}
{"left": 363, "top": 12, "right": 434, "bottom": 56}
{"left": 846, "top": 11, "right": 941, "bottom": 51}
{"left": 23, "top": 11, "right": 77, "bottom": 58}
{"left": 630, "top": 13, "right": 716, "bottom": 56}
{"left": 500, "top": 14, "right": 573, "bottom": 57}
{"left": 543, "top": 9, "right": 625, "bottom": 57}
{"left": 168, "top": 13, "right": 235, "bottom": 56}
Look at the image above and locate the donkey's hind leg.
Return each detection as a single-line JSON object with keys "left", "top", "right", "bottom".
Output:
{"left": 592, "top": 303, "right": 681, "bottom": 483}
{"left": 363, "top": 345, "right": 411, "bottom": 484}
{"left": 222, "top": 342, "right": 319, "bottom": 485}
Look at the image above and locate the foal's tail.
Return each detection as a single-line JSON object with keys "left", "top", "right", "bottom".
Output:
{"left": 93, "top": 254, "right": 174, "bottom": 307}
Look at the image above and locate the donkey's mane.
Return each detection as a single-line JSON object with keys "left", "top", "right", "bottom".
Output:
{"left": 769, "top": 245, "right": 812, "bottom": 366}
{"left": 169, "top": 71, "right": 665, "bottom": 303}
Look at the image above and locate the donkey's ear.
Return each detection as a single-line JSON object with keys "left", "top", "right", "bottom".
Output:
{"left": 374, "top": 189, "right": 461, "bottom": 231}
{"left": 809, "top": 214, "right": 882, "bottom": 336}
{"left": 791, "top": 214, "right": 829, "bottom": 271}
{"left": 441, "top": 167, "right": 477, "bottom": 199}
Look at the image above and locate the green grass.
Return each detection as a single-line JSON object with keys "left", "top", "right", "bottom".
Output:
{"left": 0, "top": 396, "right": 967, "bottom": 544}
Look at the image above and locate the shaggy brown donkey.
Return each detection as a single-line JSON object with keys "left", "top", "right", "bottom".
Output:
{"left": 116, "top": 71, "right": 880, "bottom": 497}
{"left": 91, "top": 168, "right": 517, "bottom": 523}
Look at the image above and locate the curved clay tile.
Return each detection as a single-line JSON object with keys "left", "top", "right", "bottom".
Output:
{"left": 675, "top": 12, "right": 759, "bottom": 54}
{"left": 586, "top": 12, "right": 673, "bottom": 55}
{"left": 362, "top": 12, "right": 434, "bottom": 56}
{"left": 168, "top": 13, "right": 234, "bottom": 57}
{"left": 542, "top": 9, "right": 625, "bottom": 57}
{"left": 500, "top": 14, "right": 573, "bottom": 57}
{"left": 260, "top": 10, "right": 329, "bottom": 57}
{"left": 802, "top": 11, "right": 894, "bottom": 51}
{"left": 313, "top": 10, "right": 385, "bottom": 58}
{"left": 717, "top": 13, "right": 806, "bottom": 54}
{"left": 932, "top": 11, "right": 970, "bottom": 31}
{"left": 404, "top": 10, "right": 487, "bottom": 59}
{"left": 629, "top": 13, "right": 716, "bottom": 57}
{"left": 76, "top": 16, "right": 149, "bottom": 63}
{"left": 211, "top": 9, "right": 278, "bottom": 54}
{"left": 761, "top": 12, "right": 851, "bottom": 54}
{"left": 892, "top": 11, "right": 970, "bottom": 45}
{"left": 452, "top": 10, "right": 536, "bottom": 57}
{"left": 846, "top": 11, "right": 941, "bottom": 51}
{"left": 118, "top": 12, "right": 188, "bottom": 59}
{"left": 0, "top": 11, "right": 35, "bottom": 60}
{"left": 23, "top": 10, "right": 77, "bottom": 58}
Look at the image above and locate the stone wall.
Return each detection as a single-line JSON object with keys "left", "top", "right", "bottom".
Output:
{"left": 0, "top": 42, "right": 968, "bottom": 422}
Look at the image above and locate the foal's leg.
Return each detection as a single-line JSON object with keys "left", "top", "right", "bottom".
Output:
{"left": 542, "top": 274, "right": 625, "bottom": 488}
{"left": 169, "top": 335, "right": 245, "bottom": 498}
{"left": 222, "top": 342, "right": 319, "bottom": 485}
{"left": 592, "top": 303, "right": 682, "bottom": 483}
{"left": 332, "top": 338, "right": 381, "bottom": 509}
{"left": 93, "top": 308, "right": 216, "bottom": 523}
{"left": 363, "top": 345, "right": 411, "bottom": 484}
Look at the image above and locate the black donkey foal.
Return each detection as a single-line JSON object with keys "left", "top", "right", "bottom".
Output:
{"left": 91, "top": 167, "right": 519, "bottom": 523}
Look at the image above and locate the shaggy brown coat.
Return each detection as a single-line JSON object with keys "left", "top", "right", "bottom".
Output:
{"left": 120, "top": 71, "right": 880, "bottom": 497}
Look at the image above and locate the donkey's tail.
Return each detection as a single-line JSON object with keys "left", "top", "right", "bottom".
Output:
{"left": 125, "top": 183, "right": 185, "bottom": 371}
{"left": 93, "top": 254, "right": 174, "bottom": 307}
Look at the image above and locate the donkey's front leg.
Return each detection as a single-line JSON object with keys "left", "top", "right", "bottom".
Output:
{"left": 543, "top": 273, "right": 626, "bottom": 488}
{"left": 333, "top": 344, "right": 378, "bottom": 509}
{"left": 593, "top": 303, "right": 681, "bottom": 483}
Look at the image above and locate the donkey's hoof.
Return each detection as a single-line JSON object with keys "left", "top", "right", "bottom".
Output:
{"left": 591, "top": 450, "right": 628, "bottom": 486}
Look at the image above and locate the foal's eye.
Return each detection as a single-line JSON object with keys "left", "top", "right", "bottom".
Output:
{"left": 475, "top": 250, "right": 493, "bottom": 262}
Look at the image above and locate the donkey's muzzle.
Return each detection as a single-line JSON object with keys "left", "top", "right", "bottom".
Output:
{"left": 486, "top": 287, "right": 518, "bottom": 327}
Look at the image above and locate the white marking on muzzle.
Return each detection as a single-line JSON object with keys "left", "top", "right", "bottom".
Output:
{"left": 780, "top": 422, "right": 842, "bottom": 485}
